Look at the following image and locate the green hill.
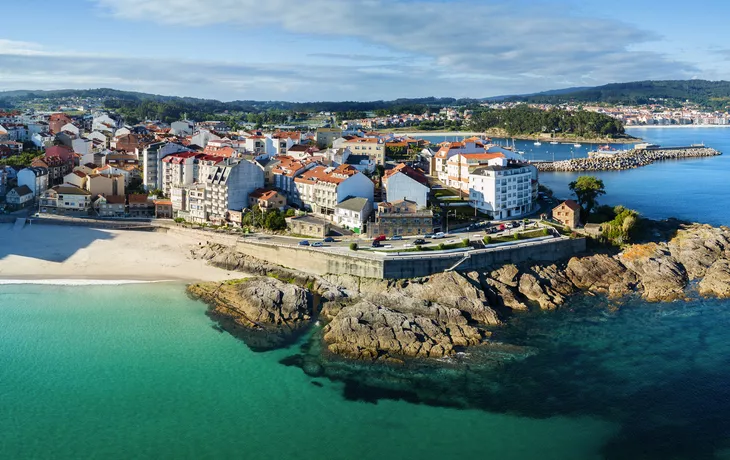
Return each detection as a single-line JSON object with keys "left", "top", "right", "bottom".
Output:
{"left": 511, "top": 80, "right": 730, "bottom": 109}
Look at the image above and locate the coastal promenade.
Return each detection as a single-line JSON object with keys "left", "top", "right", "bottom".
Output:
{"left": 534, "top": 147, "right": 721, "bottom": 172}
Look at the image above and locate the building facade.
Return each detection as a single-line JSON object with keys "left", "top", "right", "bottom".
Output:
{"left": 371, "top": 200, "right": 434, "bottom": 237}
{"left": 468, "top": 162, "right": 538, "bottom": 220}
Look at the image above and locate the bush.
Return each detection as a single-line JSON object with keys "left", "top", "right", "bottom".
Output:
{"left": 542, "top": 228, "right": 550, "bottom": 236}
{"left": 462, "top": 238, "right": 470, "bottom": 247}
{"left": 349, "top": 242, "right": 358, "bottom": 251}
{"left": 174, "top": 217, "right": 185, "bottom": 224}
{"left": 415, "top": 244, "right": 422, "bottom": 251}
{"left": 438, "top": 243, "right": 446, "bottom": 250}
{"left": 483, "top": 236, "right": 492, "bottom": 244}
{"left": 513, "top": 233, "right": 521, "bottom": 240}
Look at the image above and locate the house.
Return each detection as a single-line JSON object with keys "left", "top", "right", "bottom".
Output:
{"left": 171, "top": 120, "right": 195, "bottom": 136}
{"left": 31, "top": 131, "right": 54, "bottom": 148}
{"left": 553, "top": 200, "right": 581, "bottom": 229}
{"left": 383, "top": 163, "right": 430, "bottom": 208}
{"left": 106, "top": 153, "right": 139, "bottom": 168}
{"left": 86, "top": 174, "right": 125, "bottom": 197}
{"left": 72, "top": 138, "right": 93, "bottom": 156}
{"left": 315, "top": 128, "right": 343, "bottom": 148}
{"left": 94, "top": 195, "right": 126, "bottom": 217}
{"left": 226, "top": 209, "right": 244, "bottom": 227}
{"left": 48, "top": 113, "right": 73, "bottom": 134}
{"left": 40, "top": 185, "right": 92, "bottom": 214}
{"left": 160, "top": 151, "right": 202, "bottom": 196}
{"left": 248, "top": 188, "right": 286, "bottom": 210}
{"left": 171, "top": 183, "right": 206, "bottom": 223}
{"left": 271, "top": 131, "right": 301, "bottom": 155}
{"left": 345, "top": 154, "right": 376, "bottom": 174}
{"left": 5, "top": 185, "right": 34, "bottom": 209}
{"left": 204, "top": 160, "right": 264, "bottom": 224}
{"left": 128, "top": 194, "right": 154, "bottom": 217}
{"left": 293, "top": 165, "right": 374, "bottom": 216}
{"left": 153, "top": 199, "right": 173, "bottom": 219}
{"left": 64, "top": 170, "right": 88, "bottom": 189}
{"left": 370, "top": 199, "right": 434, "bottom": 237}
{"left": 468, "top": 161, "right": 538, "bottom": 220}
{"left": 286, "top": 215, "right": 331, "bottom": 238}
{"left": 334, "top": 197, "right": 372, "bottom": 234}
{"left": 112, "top": 133, "right": 148, "bottom": 153}
{"left": 17, "top": 166, "right": 49, "bottom": 197}
{"left": 270, "top": 155, "right": 317, "bottom": 201}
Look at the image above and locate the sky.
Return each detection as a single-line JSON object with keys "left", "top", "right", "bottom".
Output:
{"left": 0, "top": 0, "right": 729, "bottom": 102}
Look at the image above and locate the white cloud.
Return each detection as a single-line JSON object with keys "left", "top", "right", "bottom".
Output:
{"left": 93, "top": 0, "right": 696, "bottom": 87}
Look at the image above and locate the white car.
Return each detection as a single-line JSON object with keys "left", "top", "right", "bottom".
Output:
{"left": 432, "top": 232, "right": 446, "bottom": 239}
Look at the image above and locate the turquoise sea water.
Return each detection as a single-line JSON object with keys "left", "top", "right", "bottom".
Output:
{"left": 0, "top": 284, "right": 615, "bottom": 460}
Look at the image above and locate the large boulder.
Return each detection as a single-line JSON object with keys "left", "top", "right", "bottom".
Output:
{"left": 698, "top": 259, "right": 730, "bottom": 299}
{"left": 322, "top": 301, "right": 482, "bottom": 361}
{"left": 619, "top": 243, "right": 687, "bottom": 302}
{"left": 566, "top": 254, "right": 637, "bottom": 297}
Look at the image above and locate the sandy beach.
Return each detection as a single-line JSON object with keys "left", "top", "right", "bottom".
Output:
{"left": 0, "top": 223, "right": 238, "bottom": 283}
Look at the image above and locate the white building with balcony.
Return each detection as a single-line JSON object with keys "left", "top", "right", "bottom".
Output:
{"left": 468, "top": 160, "right": 538, "bottom": 220}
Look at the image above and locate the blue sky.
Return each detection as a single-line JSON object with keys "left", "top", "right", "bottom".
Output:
{"left": 0, "top": 0, "right": 728, "bottom": 101}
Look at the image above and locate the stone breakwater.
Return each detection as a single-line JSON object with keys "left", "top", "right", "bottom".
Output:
{"left": 189, "top": 224, "right": 730, "bottom": 363}
{"left": 535, "top": 147, "right": 721, "bottom": 172}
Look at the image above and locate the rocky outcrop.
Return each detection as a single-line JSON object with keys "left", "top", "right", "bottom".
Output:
{"left": 668, "top": 225, "right": 730, "bottom": 279}
{"left": 698, "top": 260, "right": 730, "bottom": 298}
{"left": 619, "top": 243, "right": 687, "bottom": 302}
{"left": 188, "top": 277, "right": 314, "bottom": 350}
{"left": 566, "top": 254, "right": 637, "bottom": 297}
{"left": 322, "top": 301, "right": 482, "bottom": 361}
{"left": 188, "top": 223, "right": 730, "bottom": 362}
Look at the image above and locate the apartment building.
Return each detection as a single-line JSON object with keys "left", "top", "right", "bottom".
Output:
{"left": 341, "top": 137, "right": 386, "bottom": 165}
{"left": 204, "top": 160, "right": 264, "bottom": 224}
{"left": 40, "top": 185, "right": 92, "bottom": 214}
{"left": 142, "top": 142, "right": 190, "bottom": 190}
{"left": 293, "top": 164, "right": 374, "bottom": 216}
{"left": 315, "top": 128, "right": 343, "bottom": 148}
{"left": 271, "top": 155, "right": 317, "bottom": 202}
{"left": 468, "top": 160, "right": 538, "bottom": 220}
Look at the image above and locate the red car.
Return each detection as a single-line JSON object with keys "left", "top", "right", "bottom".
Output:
{"left": 373, "top": 234, "right": 387, "bottom": 243}
{"left": 498, "top": 224, "right": 506, "bottom": 231}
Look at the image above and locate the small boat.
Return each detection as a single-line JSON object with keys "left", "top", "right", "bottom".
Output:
{"left": 550, "top": 141, "right": 559, "bottom": 145}
{"left": 573, "top": 143, "right": 582, "bottom": 148}
{"left": 534, "top": 141, "right": 542, "bottom": 146}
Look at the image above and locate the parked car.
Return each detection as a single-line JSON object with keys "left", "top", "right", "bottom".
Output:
{"left": 498, "top": 224, "right": 506, "bottom": 231}
{"left": 413, "top": 238, "right": 426, "bottom": 245}
{"left": 298, "top": 240, "right": 310, "bottom": 246}
{"left": 511, "top": 221, "right": 521, "bottom": 228}
{"left": 391, "top": 235, "right": 403, "bottom": 241}
{"left": 424, "top": 233, "right": 434, "bottom": 239}
{"left": 433, "top": 232, "right": 446, "bottom": 239}
{"left": 373, "top": 234, "right": 387, "bottom": 243}
{"left": 372, "top": 240, "right": 382, "bottom": 248}
{"left": 323, "top": 237, "right": 335, "bottom": 243}
{"left": 311, "top": 242, "right": 324, "bottom": 247}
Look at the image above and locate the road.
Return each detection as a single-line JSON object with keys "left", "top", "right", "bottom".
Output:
{"left": 247, "top": 219, "right": 549, "bottom": 251}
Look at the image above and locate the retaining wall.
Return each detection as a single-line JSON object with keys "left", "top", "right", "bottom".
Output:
{"left": 236, "top": 237, "right": 586, "bottom": 279}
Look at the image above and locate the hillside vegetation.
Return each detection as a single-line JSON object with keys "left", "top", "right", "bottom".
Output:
{"left": 512, "top": 80, "right": 730, "bottom": 109}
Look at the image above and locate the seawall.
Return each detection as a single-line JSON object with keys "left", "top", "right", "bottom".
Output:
{"left": 234, "top": 237, "right": 586, "bottom": 279}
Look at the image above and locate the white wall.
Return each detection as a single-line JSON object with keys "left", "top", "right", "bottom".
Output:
{"left": 385, "top": 173, "right": 429, "bottom": 208}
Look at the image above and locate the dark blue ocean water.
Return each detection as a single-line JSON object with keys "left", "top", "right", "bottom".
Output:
{"left": 539, "top": 127, "right": 730, "bottom": 225}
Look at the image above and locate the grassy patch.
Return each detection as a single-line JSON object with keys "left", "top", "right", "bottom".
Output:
{"left": 433, "top": 188, "right": 459, "bottom": 198}
{"left": 489, "top": 229, "right": 549, "bottom": 244}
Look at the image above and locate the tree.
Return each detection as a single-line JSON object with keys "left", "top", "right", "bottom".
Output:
{"left": 569, "top": 176, "right": 606, "bottom": 223}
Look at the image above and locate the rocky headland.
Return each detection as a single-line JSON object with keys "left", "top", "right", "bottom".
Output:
{"left": 189, "top": 223, "right": 730, "bottom": 362}
{"left": 535, "top": 147, "right": 721, "bottom": 172}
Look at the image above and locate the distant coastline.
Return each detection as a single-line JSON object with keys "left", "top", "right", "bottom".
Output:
{"left": 396, "top": 130, "right": 639, "bottom": 144}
